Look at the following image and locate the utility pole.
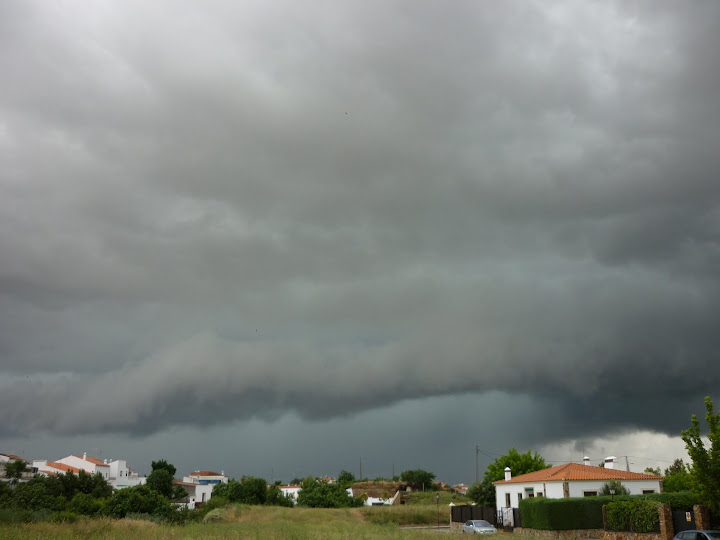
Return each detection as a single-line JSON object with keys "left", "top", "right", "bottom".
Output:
{"left": 359, "top": 457, "right": 362, "bottom": 481}
{"left": 476, "top": 445, "right": 481, "bottom": 483}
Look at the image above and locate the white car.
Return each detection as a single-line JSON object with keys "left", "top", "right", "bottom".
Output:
{"left": 462, "top": 519, "right": 498, "bottom": 535}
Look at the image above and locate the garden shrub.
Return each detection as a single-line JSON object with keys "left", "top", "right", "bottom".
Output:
{"left": 520, "top": 497, "right": 611, "bottom": 530}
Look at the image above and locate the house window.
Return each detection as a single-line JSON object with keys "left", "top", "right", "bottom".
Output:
{"left": 505, "top": 493, "right": 511, "bottom": 507}
{"left": 518, "top": 493, "right": 522, "bottom": 501}
{"left": 642, "top": 489, "right": 655, "bottom": 494}
{"left": 537, "top": 492, "right": 543, "bottom": 497}
{"left": 528, "top": 493, "right": 534, "bottom": 498}
{"left": 583, "top": 491, "right": 598, "bottom": 497}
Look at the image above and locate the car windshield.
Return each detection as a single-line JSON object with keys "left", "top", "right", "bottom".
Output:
{"left": 473, "top": 520, "right": 492, "bottom": 527}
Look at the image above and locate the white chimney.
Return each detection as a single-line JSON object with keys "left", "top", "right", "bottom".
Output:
{"left": 604, "top": 456, "right": 616, "bottom": 469}
{"left": 583, "top": 456, "right": 590, "bottom": 466}
{"left": 83, "top": 452, "right": 87, "bottom": 461}
{"left": 504, "top": 467, "right": 512, "bottom": 481}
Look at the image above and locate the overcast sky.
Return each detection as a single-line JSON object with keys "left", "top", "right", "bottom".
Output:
{"left": 1, "top": 0, "right": 718, "bottom": 485}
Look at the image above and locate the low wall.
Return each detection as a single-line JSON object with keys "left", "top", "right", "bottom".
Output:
{"left": 513, "top": 527, "right": 604, "bottom": 539}
{"left": 600, "top": 533, "right": 662, "bottom": 540}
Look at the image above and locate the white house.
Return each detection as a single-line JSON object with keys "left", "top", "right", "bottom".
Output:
{"left": 54, "top": 453, "right": 111, "bottom": 480}
{"left": 108, "top": 459, "right": 146, "bottom": 489}
{"left": 1, "top": 453, "right": 35, "bottom": 483}
{"left": 278, "top": 485, "right": 302, "bottom": 505}
{"left": 33, "top": 460, "right": 82, "bottom": 477}
{"left": 493, "top": 456, "right": 664, "bottom": 526}
{"left": 174, "top": 470, "right": 229, "bottom": 510}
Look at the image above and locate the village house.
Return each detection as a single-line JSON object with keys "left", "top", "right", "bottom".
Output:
{"left": 174, "top": 470, "right": 229, "bottom": 510}
{"left": 493, "top": 456, "right": 664, "bottom": 526}
{"left": 0, "top": 453, "right": 36, "bottom": 483}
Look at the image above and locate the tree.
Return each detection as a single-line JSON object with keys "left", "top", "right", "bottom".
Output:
{"left": 296, "top": 478, "right": 362, "bottom": 508}
{"left": 467, "top": 478, "right": 496, "bottom": 506}
{"left": 4, "top": 459, "right": 27, "bottom": 485}
{"left": 663, "top": 458, "right": 693, "bottom": 493}
{"left": 337, "top": 470, "right": 356, "bottom": 489}
{"left": 150, "top": 459, "right": 177, "bottom": 477}
{"left": 400, "top": 469, "right": 437, "bottom": 491}
{"left": 470, "top": 448, "right": 549, "bottom": 506}
{"left": 599, "top": 480, "right": 630, "bottom": 495}
{"left": 644, "top": 467, "right": 661, "bottom": 476}
{"left": 266, "top": 484, "right": 294, "bottom": 507}
{"left": 681, "top": 396, "right": 720, "bottom": 511}
{"left": 665, "top": 458, "right": 687, "bottom": 477}
{"left": 146, "top": 468, "right": 174, "bottom": 498}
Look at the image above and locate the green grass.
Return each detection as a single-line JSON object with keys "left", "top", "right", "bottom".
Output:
{"left": 400, "top": 490, "right": 468, "bottom": 506}
{"left": 0, "top": 502, "right": 518, "bottom": 539}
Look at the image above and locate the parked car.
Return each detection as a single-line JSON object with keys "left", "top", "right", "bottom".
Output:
{"left": 674, "top": 531, "right": 720, "bottom": 540}
{"left": 462, "top": 519, "right": 498, "bottom": 535}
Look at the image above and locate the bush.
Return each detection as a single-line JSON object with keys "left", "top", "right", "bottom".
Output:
{"left": 48, "top": 511, "right": 79, "bottom": 523}
{"left": 520, "top": 496, "right": 614, "bottom": 530}
{"left": 645, "top": 491, "right": 700, "bottom": 510}
{"left": 606, "top": 499, "right": 660, "bottom": 532}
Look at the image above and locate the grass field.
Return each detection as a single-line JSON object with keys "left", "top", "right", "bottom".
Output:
{"left": 0, "top": 504, "right": 519, "bottom": 539}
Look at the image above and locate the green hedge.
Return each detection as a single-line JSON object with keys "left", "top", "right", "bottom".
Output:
{"left": 605, "top": 500, "right": 660, "bottom": 532}
{"left": 645, "top": 491, "right": 700, "bottom": 510}
{"left": 519, "top": 496, "right": 614, "bottom": 530}
{"left": 520, "top": 492, "right": 697, "bottom": 531}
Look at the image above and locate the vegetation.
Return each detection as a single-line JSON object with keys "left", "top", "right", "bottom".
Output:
{"left": 605, "top": 499, "right": 661, "bottom": 533}
{"left": 3, "top": 460, "right": 27, "bottom": 485}
{"left": 337, "top": 469, "right": 356, "bottom": 488}
{"left": 399, "top": 469, "right": 437, "bottom": 491}
{"left": 682, "top": 395, "right": 720, "bottom": 511}
{"left": 0, "top": 505, "right": 459, "bottom": 539}
{"left": 296, "top": 476, "right": 363, "bottom": 508}
{"left": 469, "top": 448, "right": 549, "bottom": 506}
{"left": 599, "top": 479, "right": 631, "bottom": 495}
{"left": 663, "top": 458, "right": 694, "bottom": 493}
{"left": 519, "top": 496, "right": 609, "bottom": 530}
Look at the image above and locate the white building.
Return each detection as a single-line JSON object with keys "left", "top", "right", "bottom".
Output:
{"left": 348, "top": 483, "right": 402, "bottom": 506}
{"left": 108, "top": 459, "right": 146, "bottom": 489}
{"left": 278, "top": 485, "right": 302, "bottom": 504}
{"left": 1, "top": 453, "right": 35, "bottom": 483}
{"left": 493, "top": 456, "right": 664, "bottom": 526}
{"left": 33, "top": 460, "right": 82, "bottom": 477}
{"left": 174, "top": 470, "right": 229, "bottom": 510}
{"left": 54, "top": 453, "right": 111, "bottom": 480}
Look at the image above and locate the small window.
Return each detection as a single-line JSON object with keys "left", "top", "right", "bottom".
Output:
{"left": 518, "top": 493, "right": 522, "bottom": 501}
{"left": 536, "top": 492, "right": 543, "bottom": 497}
{"left": 642, "top": 489, "right": 655, "bottom": 494}
{"left": 505, "top": 493, "right": 511, "bottom": 507}
{"left": 583, "top": 491, "right": 598, "bottom": 497}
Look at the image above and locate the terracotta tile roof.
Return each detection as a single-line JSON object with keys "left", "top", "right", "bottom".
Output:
{"left": 0, "top": 453, "right": 26, "bottom": 462}
{"left": 493, "top": 463, "right": 663, "bottom": 484}
{"left": 74, "top": 455, "right": 109, "bottom": 467}
{"left": 47, "top": 462, "right": 81, "bottom": 474}
{"left": 173, "top": 481, "right": 197, "bottom": 487}
{"left": 189, "top": 470, "right": 222, "bottom": 477}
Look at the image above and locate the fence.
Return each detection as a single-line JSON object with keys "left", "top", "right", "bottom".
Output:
{"left": 450, "top": 505, "right": 498, "bottom": 527}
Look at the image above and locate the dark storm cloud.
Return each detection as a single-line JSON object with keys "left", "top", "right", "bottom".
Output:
{"left": 1, "top": 0, "right": 719, "bottom": 446}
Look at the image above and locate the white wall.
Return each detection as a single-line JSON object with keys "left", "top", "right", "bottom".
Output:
{"left": 496, "top": 478, "right": 662, "bottom": 511}
{"left": 567, "top": 480, "right": 661, "bottom": 497}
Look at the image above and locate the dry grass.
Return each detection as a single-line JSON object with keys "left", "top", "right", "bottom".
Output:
{"left": 0, "top": 506, "right": 470, "bottom": 539}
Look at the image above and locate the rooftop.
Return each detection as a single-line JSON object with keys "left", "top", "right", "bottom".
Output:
{"left": 493, "top": 462, "right": 663, "bottom": 484}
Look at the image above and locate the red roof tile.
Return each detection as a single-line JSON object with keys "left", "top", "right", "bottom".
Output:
{"left": 46, "top": 462, "right": 81, "bottom": 474}
{"left": 189, "top": 470, "right": 222, "bottom": 477}
{"left": 0, "top": 453, "right": 26, "bottom": 462}
{"left": 74, "top": 455, "right": 109, "bottom": 467}
{"left": 493, "top": 463, "right": 663, "bottom": 484}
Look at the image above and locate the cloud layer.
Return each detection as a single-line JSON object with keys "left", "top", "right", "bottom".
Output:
{"left": 1, "top": 0, "right": 719, "bottom": 446}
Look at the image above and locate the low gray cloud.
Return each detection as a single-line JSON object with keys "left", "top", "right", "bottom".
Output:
{"left": 1, "top": 0, "right": 719, "bottom": 471}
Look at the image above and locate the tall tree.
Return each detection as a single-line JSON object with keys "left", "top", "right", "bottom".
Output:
{"left": 681, "top": 396, "right": 720, "bottom": 511}
{"left": 469, "top": 448, "right": 549, "bottom": 506}
{"left": 151, "top": 459, "right": 177, "bottom": 477}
